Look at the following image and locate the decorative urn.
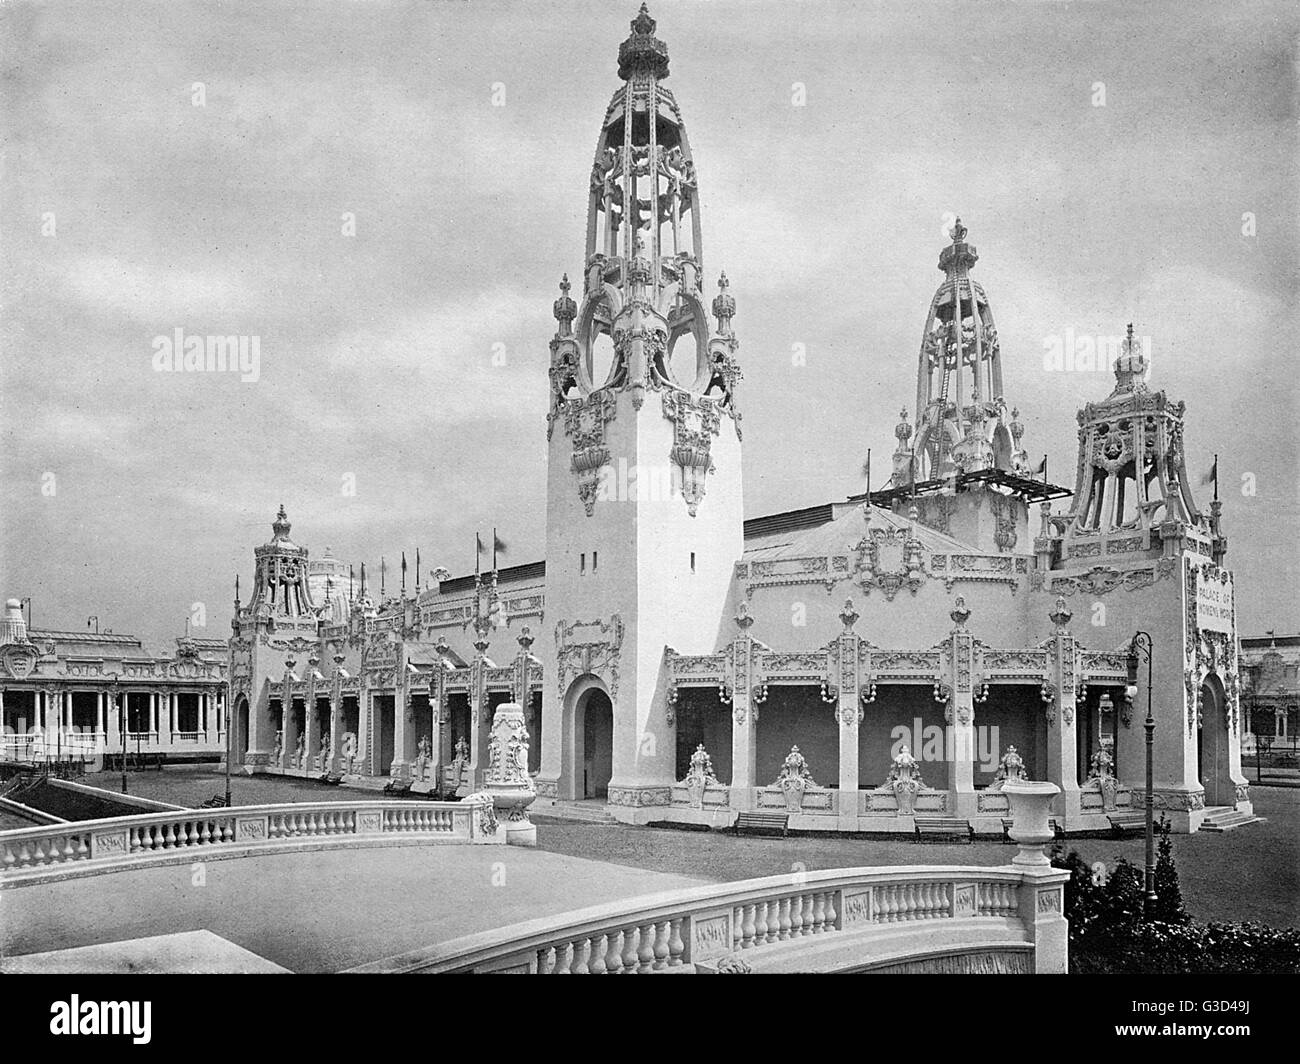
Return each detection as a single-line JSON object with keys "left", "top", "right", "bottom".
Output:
{"left": 1003, "top": 779, "right": 1060, "bottom": 866}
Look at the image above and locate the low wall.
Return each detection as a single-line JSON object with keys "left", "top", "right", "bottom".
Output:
{"left": 349, "top": 863, "right": 1069, "bottom": 975}
{"left": 0, "top": 798, "right": 499, "bottom": 886}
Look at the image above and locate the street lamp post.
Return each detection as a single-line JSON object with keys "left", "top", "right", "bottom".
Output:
{"left": 224, "top": 689, "right": 233, "bottom": 807}
{"left": 113, "top": 677, "right": 126, "bottom": 794}
{"left": 1127, "top": 631, "right": 1157, "bottom": 920}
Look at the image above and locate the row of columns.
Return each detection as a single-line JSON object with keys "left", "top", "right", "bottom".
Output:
{"left": 689, "top": 600, "right": 1112, "bottom": 828}
{"left": 0, "top": 686, "right": 226, "bottom": 748}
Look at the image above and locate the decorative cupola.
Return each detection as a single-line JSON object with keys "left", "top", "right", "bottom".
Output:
{"left": 0, "top": 598, "right": 29, "bottom": 646}
{"left": 249, "top": 505, "right": 316, "bottom": 620}
{"left": 545, "top": 2, "right": 742, "bottom": 483}
{"left": 1066, "top": 325, "right": 1204, "bottom": 535}
{"left": 874, "top": 222, "right": 1069, "bottom": 549}
{"left": 908, "top": 219, "right": 1024, "bottom": 481}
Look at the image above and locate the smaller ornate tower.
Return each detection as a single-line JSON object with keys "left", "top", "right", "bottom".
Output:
{"left": 249, "top": 505, "right": 316, "bottom": 623}
{"left": 909, "top": 219, "right": 1026, "bottom": 481}
{"left": 230, "top": 505, "right": 323, "bottom": 773}
{"left": 1066, "top": 325, "right": 1202, "bottom": 535}
{"left": 882, "top": 222, "right": 1057, "bottom": 552}
{"left": 1047, "top": 329, "right": 1245, "bottom": 827}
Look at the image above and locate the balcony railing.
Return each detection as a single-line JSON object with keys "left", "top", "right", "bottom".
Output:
{"left": 0, "top": 798, "right": 498, "bottom": 884}
{"left": 349, "top": 864, "right": 1069, "bottom": 974}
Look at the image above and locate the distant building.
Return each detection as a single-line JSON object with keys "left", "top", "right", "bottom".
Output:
{"left": 225, "top": 7, "right": 1251, "bottom": 833}
{"left": 1240, "top": 635, "right": 1299, "bottom": 744}
{"left": 0, "top": 599, "right": 228, "bottom": 763}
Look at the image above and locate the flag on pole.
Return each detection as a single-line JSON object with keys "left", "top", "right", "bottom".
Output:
{"left": 475, "top": 532, "right": 484, "bottom": 576}
{"left": 861, "top": 448, "right": 871, "bottom": 499}
{"left": 401, "top": 551, "right": 407, "bottom": 593}
{"left": 415, "top": 548, "right": 421, "bottom": 591}
{"left": 492, "top": 529, "right": 507, "bottom": 574}
{"left": 1199, "top": 455, "right": 1218, "bottom": 500}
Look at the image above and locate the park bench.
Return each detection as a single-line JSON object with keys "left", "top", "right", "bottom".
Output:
{"left": 733, "top": 811, "right": 789, "bottom": 837}
{"left": 913, "top": 816, "right": 974, "bottom": 843}
{"left": 198, "top": 793, "right": 229, "bottom": 808}
{"left": 1000, "top": 817, "right": 1064, "bottom": 843}
{"left": 1106, "top": 810, "right": 1149, "bottom": 836}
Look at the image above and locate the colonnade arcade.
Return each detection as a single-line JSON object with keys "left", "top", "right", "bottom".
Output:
{"left": 0, "top": 683, "right": 226, "bottom": 758}
{"left": 663, "top": 596, "right": 1136, "bottom": 827}
{"left": 249, "top": 626, "right": 544, "bottom": 792}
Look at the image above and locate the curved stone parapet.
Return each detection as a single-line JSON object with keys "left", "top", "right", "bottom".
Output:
{"left": 348, "top": 862, "right": 1069, "bottom": 975}
{"left": 0, "top": 799, "right": 499, "bottom": 886}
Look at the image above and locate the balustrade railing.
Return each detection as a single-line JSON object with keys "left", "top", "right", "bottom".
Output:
{"left": 0, "top": 799, "right": 487, "bottom": 883}
{"left": 350, "top": 864, "right": 1069, "bottom": 975}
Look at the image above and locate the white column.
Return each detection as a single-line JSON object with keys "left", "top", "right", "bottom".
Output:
{"left": 836, "top": 689, "right": 860, "bottom": 830}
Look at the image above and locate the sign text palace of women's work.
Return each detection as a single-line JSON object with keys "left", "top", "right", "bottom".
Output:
{"left": 1195, "top": 570, "right": 1234, "bottom": 635}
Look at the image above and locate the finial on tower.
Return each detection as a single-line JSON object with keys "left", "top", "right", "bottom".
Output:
{"left": 950, "top": 217, "right": 968, "bottom": 243}
{"left": 272, "top": 504, "right": 291, "bottom": 541}
{"left": 1111, "top": 322, "right": 1149, "bottom": 394}
{"left": 618, "top": 4, "right": 669, "bottom": 81}
{"left": 894, "top": 407, "right": 912, "bottom": 444}
{"left": 712, "top": 271, "right": 736, "bottom": 333}
{"left": 553, "top": 274, "right": 576, "bottom": 332}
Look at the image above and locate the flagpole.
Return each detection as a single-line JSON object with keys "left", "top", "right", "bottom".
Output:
{"left": 493, "top": 527, "right": 498, "bottom": 575}
{"left": 415, "top": 548, "right": 421, "bottom": 592}
{"left": 1213, "top": 454, "right": 1219, "bottom": 502}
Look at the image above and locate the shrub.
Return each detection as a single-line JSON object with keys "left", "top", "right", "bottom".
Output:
{"left": 1050, "top": 817, "right": 1298, "bottom": 973}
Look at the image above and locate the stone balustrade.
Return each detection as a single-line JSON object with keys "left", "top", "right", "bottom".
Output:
{"left": 349, "top": 863, "right": 1069, "bottom": 974}
{"left": 0, "top": 799, "right": 496, "bottom": 886}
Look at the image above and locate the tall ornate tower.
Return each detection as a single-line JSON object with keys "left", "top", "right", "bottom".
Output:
{"left": 539, "top": 6, "right": 743, "bottom": 809}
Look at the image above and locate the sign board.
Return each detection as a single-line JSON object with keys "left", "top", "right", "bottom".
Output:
{"left": 1195, "top": 569, "right": 1234, "bottom": 634}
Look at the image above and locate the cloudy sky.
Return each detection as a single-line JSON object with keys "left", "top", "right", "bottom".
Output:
{"left": 2, "top": 0, "right": 1296, "bottom": 650}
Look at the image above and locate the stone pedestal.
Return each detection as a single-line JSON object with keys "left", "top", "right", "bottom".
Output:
{"left": 483, "top": 702, "right": 537, "bottom": 847}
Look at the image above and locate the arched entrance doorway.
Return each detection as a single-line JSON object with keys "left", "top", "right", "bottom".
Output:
{"left": 577, "top": 688, "right": 614, "bottom": 799}
{"left": 1199, "top": 675, "right": 1234, "bottom": 806}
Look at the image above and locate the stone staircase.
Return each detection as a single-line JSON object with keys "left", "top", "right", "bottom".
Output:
{"left": 1199, "top": 806, "right": 1266, "bottom": 832}
{"left": 530, "top": 799, "right": 618, "bottom": 825}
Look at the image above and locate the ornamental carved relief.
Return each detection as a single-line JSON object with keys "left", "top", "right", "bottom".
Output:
{"left": 563, "top": 390, "right": 618, "bottom": 516}
{"left": 915, "top": 495, "right": 957, "bottom": 536}
{"left": 555, "top": 614, "right": 624, "bottom": 700}
{"left": 661, "top": 389, "right": 722, "bottom": 516}
{"left": 852, "top": 519, "right": 925, "bottom": 601}
{"left": 1050, "top": 565, "right": 1159, "bottom": 597}
{"left": 990, "top": 494, "right": 1018, "bottom": 553}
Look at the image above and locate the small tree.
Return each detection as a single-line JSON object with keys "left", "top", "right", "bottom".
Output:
{"left": 1152, "top": 816, "right": 1189, "bottom": 925}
